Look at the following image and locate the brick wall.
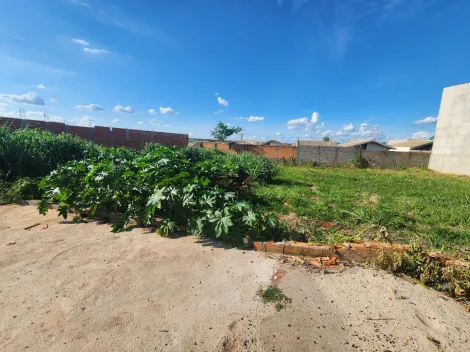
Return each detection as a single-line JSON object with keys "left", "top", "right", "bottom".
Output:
{"left": 0, "top": 117, "right": 188, "bottom": 148}
{"left": 200, "top": 142, "right": 296, "bottom": 159}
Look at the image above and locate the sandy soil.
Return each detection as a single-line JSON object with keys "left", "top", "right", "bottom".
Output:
{"left": 1, "top": 205, "right": 469, "bottom": 352}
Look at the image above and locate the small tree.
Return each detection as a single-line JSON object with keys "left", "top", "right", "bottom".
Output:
{"left": 210, "top": 121, "right": 242, "bottom": 141}
{"left": 322, "top": 136, "right": 330, "bottom": 141}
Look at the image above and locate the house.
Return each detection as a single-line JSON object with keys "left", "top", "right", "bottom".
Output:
{"left": 297, "top": 140, "right": 337, "bottom": 147}
{"left": 389, "top": 140, "right": 433, "bottom": 152}
{"left": 339, "top": 140, "right": 394, "bottom": 151}
{"left": 262, "top": 140, "right": 288, "bottom": 146}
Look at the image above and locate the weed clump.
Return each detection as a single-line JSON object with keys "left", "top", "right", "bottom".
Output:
{"left": 372, "top": 246, "right": 470, "bottom": 301}
{"left": 257, "top": 285, "right": 292, "bottom": 311}
{"left": 350, "top": 155, "right": 369, "bottom": 169}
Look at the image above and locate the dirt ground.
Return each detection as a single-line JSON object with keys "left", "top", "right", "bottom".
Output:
{"left": 1, "top": 205, "right": 469, "bottom": 352}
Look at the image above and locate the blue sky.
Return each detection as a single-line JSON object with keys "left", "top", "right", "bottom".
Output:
{"left": 1, "top": 0, "right": 469, "bottom": 143}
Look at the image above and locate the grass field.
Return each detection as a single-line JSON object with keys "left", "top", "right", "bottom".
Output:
{"left": 253, "top": 166, "right": 470, "bottom": 255}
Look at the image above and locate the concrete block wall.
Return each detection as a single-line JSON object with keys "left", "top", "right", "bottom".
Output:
{"left": 297, "top": 146, "right": 359, "bottom": 165}
{"left": 362, "top": 151, "right": 430, "bottom": 168}
{"left": 429, "top": 83, "right": 470, "bottom": 176}
{"left": 297, "top": 146, "right": 430, "bottom": 168}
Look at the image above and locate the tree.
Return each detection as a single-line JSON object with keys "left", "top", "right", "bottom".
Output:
{"left": 210, "top": 121, "right": 242, "bottom": 141}
{"left": 322, "top": 136, "right": 330, "bottom": 141}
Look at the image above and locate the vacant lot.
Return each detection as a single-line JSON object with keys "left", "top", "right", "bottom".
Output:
{"left": 1, "top": 205, "right": 470, "bottom": 351}
{"left": 253, "top": 166, "right": 470, "bottom": 254}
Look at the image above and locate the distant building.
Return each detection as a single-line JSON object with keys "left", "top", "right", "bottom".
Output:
{"left": 297, "top": 140, "right": 337, "bottom": 147}
{"left": 389, "top": 140, "right": 433, "bottom": 152}
{"left": 262, "top": 140, "right": 289, "bottom": 146}
{"left": 339, "top": 140, "right": 393, "bottom": 151}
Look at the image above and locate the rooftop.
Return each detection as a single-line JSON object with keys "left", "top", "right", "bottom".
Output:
{"left": 298, "top": 140, "right": 337, "bottom": 147}
{"left": 339, "top": 140, "right": 394, "bottom": 149}
{"left": 389, "top": 140, "right": 434, "bottom": 149}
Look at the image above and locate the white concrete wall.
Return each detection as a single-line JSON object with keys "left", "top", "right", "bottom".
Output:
{"left": 429, "top": 83, "right": 470, "bottom": 175}
{"left": 392, "top": 147, "right": 411, "bottom": 152}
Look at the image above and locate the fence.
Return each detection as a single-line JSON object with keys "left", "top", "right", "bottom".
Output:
{"left": 199, "top": 142, "right": 430, "bottom": 168}
{"left": 0, "top": 117, "right": 188, "bottom": 148}
{"left": 297, "top": 145, "right": 430, "bottom": 168}
{"left": 201, "top": 142, "right": 297, "bottom": 159}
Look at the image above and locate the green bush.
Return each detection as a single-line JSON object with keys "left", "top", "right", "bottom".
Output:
{"left": 0, "top": 127, "right": 96, "bottom": 180}
{"left": 350, "top": 154, "right": 370, "bottom": 169}
{"left": 0, "top": 177, "right": 41, "bottom": 204}
{"left": 38, "top": 144, "right": 280, "bottom": 245}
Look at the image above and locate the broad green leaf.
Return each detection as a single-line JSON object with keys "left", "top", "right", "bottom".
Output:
{"left": 147, "top": 188, "right": 167, "bottom": 208}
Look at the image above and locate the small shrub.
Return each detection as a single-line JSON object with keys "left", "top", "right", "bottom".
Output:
{"left": 0, "top": 177, "right": 40, "bottom": 204}
{"left": 350, "top": 155, "right": 369, "bottom": 169}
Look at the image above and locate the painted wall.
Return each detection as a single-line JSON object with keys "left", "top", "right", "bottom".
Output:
{"left": 429, "top": 83, "right": 470, "bottom": 175}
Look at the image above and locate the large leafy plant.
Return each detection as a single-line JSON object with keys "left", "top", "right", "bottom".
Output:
{"left": 38, "top": 144, "right": 279, "bottom": 246}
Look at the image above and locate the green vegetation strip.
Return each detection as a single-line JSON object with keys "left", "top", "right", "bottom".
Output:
{"left": 252, "top": 165, "right": 470, "bottom": 254}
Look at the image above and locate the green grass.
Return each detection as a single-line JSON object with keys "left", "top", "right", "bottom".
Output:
{"left": 253, "top": 166, "right": 470, "bottom": 254}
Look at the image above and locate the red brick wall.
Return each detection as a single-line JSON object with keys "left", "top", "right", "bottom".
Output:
{"left": 0, "top": 117, "right": 188, "bottom": 148}
{"left": 263, "top": 145, "right": 296, "bottom": 159}
{"left": 199, "top": 141, "right": 297, "bottom": 159}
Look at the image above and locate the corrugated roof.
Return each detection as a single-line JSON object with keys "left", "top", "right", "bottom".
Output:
{"left": 298, "top": 140, "right": 337, "bottom": 147}
{"left": 339, "top": 140, "right": 394, "bottom": 149}
{"left": 389, "top": 140, "right": 433, "bottom": 149}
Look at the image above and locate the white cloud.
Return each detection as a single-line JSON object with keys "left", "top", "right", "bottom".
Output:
{"left": 322, "top": 130, "right": 333, "bottom": 136}
{"left": 72, "top": 38, "right": 89, "bottom": 46}
{"left": 76, "top": 103, "right": 104, "bottom": 111}
{"left": 83, "top": 48, "right": 109, "bottom": 55}
{"left": 111, "top": 118, "right": 120, "bottom": 123}
{"left": 159, "top": 107, "right": 178, "bottom": 115}
{"left": 2, "top": 91, "right": 45, "bottom": 105}
{"left": 236, "top": 116, "right": 265, "bottom": 122}
{"left": 305, "top": 112, "right": 320, "bottom": 131}
{"left": 137, "top": 121, "right": 144, "bottom": 125}
{"left": 217, "top": 96, "right": 229, "bottom": 106}
{"left": 414, "top": 116, "right": 437, "bottom": 124}
{"left": 113, "top": 105, "right": 135, "bottom": 114}
{"left": 164, "top": 124, "right": 172, "bottom": 127}
{"left": 310, "top": 112, "right": 319, "bottom": 124}
{"left": 336, "top": 130, "right": 346, "bottom": 136}
{"left": 148, "top": 109, "right": 157, "bottom": 115}
{"left": 188, "top": 132, "right": 194, "bottom": 137}
{"left": 411, "top": 131, "right": 432, "bottom": 139}
{"left": 276, "top": 132, "right": 281, "bottom": 136}
{"left": 36, "top": 84, "right": 46, "bottom": 89}
{"left": 68, "top": 116, "right": 93, "bottom": 127}
{"left": 360, "top": 122, "right": 368, "bottom": 127}
{"left": 215, "top": 109, "right": 224, "bottom": 114}
{"left": 70, "top": 0, "right": 91, "bottom": 8}
{"left": 247, "top": 116, "right": 264, "bottom": 122}
{"left": 49, "top": 98, "right": 58, "bottom": 103}
{"left": 214, "top": 93, "right": 219, "bottom": 96}
{"left": 343, "top": 123, "right": 355, "bottom": 131}
{"left": 286, "top": 117, "right": 309, "bottom": 129}
{"left": 149, "top": 119, "right": 160, "bottom": 125}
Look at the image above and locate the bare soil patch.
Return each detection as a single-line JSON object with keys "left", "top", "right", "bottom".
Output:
{"left": 1, "top": 205, "right": 469, "bottom": 351}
